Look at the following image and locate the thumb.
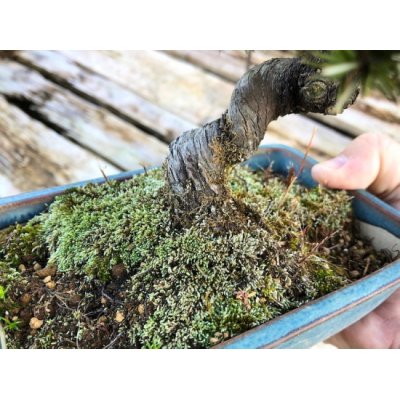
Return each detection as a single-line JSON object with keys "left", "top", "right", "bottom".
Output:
{"left": 311, "top": 133, "right": 400, "bottom": 209}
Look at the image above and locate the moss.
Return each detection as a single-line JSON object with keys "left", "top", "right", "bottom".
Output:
{"left": 0, "top": 219, "right": 47, "bottom": 268}
{"left": 0, "top": 166, "right": 392, "bottom": 349}
{"left": 41, "top": 171, "right": 168, "bottom": 281}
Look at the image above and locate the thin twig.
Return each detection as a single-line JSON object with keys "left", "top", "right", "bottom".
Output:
{"left": 297, "top": 127, "right": 316, "bottom": 179}
{"left": 100, "top": 168, "right": 110, "bottom": 184}
{"left": 298, "top": 229, "right": 340, "bottom": 264}
{"left": 278, "top": 128, "right": 316, "bottom": 207}
{"left": 104, "top": 332, "right": 124, "bottom": 349}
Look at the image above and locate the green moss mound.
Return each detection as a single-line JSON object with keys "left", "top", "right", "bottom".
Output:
{"left": 0, "top": 166, "right": 391, "bottom": 348}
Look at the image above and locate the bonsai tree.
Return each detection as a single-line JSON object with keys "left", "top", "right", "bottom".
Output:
{"left": 1, "top": 50, "right": 398, "bottom": 349}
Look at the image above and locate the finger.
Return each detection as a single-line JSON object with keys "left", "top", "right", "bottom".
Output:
{"left": 311, "top": 133, "right": 400, "bottom": 209}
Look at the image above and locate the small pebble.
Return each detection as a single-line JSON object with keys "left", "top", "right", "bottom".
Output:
{"left": 114, "top": 311, "right": 125, "bottom": 323}
{"left": 68, "top": 294, "right": 82, "bottom": 306}
{"left": 36, "top": 265, "right": 57, "bottom": 278}
{"left": 321, "top": 247, "right": 330, "bottom": 256}
{"left": 29, "top": 317, "right": 43, "bottom": 330}
{"left": 350, "top": 270, "right": 361, "bottom": 278}
{"left": 33, "top": 263, "right": 42, "bottom": 271}
{"left": 137, "top": 304, "right": 145, "bottom": 315}
{"left": 355, "top": 249, "right": 367, "bottom": 257}
{"left": 46, "top": 281, "right": 56, "bottom": 290}
{"left": 20, "top": 293, "right": 32, "bottom": 306}
{"left": 209, "top": 337, "right": 219, "bottom": 345}
{"left": 43, "top": 276, "right": 52, "bottom": 284}
{"left": 18, "top": 264, "right": 26, "bottom": 273}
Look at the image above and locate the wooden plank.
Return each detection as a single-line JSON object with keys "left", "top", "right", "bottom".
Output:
{"left": 0, "top": 96, "right": 120, "bottom": 197}
{"left": 224, "top": 50, "right": 291, "bottom": 66}
{"left": 260, "top": 130, "right": 325, "bottom": 161}
{"left": 12, "top": 50, "right": 195, "bottom": 141}
{"left": 0, "top": 60, "right": 169, "bottom": 171}
{"left": 164, "top": 51, "right": 291, "bottom": 83}
{"left": 355, "top": 96, "right": 400, "bottom": 125}
{"left": 59, "top": 50, "right": 233, "bottom": 126}
{"left": 165, "top": 50, "right": 250, "bottom": 82}
{"left": 310, "top": 109, "right": 400, "bottom": 143}
{"left": 0, "top": 175, "right": 20, "bottom": 197}
{"left": 267, "top": 114, "right": 351, "bottom": 158}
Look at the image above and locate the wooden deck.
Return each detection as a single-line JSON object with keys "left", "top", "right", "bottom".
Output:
{"left": 1, "top": 50, "right": 400, "bottom": 198}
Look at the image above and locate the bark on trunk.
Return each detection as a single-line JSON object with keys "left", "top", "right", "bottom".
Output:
{"left": 165, "top": 57, "right": 358, "bottom": 214}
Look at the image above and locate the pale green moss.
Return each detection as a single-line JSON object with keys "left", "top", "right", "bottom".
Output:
{"left": 41, "top": 170, "right": 169, "bottom": 281}
{"left": 0, "top": 165, "right": 390, "bottom": 349}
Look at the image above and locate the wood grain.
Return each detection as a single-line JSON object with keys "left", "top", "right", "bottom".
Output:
{"left": 12, "top": 50, "right": 195, "bottom": 141}
{"left": 0, "top": 96, "right": 120, "bottom": 197}
{"left": 310, "top": 109, "right": 400, "bottom": 142}
{"left": 60, "top": 50, "right": 233, "bottom": 126}
{"left": 0, "top": 60, "right": 169, "bottom": 171}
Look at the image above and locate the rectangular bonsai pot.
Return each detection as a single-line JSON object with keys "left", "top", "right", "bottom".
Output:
{"left": 1, "top": 144, "right": 400, "bottom": 349}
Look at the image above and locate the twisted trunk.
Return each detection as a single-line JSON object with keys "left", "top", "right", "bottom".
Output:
{"left": 165, "top": 57, "right": 357, "bottom": 214}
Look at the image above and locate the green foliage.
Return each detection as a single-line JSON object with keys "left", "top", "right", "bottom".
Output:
{"left": 0, "top": 316, "right": 20, "bottom": 332}
{"left": 0, "top": 285, "right": 6, "bottom": 301}
{"left": 0, "top": 220, "right": 47, "bottom": 267}
{"left": 307, "top": 51, "right": 400, "bottom": 110}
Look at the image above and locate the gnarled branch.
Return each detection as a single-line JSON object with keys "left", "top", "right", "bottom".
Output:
{"left": 165, "top": 57, "right": 358, "bottom": 213}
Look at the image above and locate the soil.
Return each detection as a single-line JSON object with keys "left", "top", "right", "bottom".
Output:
{"left": 0, "top": 166, "right": 395, "bottom": 348}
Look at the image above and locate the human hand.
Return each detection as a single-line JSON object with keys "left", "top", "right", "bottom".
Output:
{"left": 311, "top": 132, "right": 400, "bottom": 348}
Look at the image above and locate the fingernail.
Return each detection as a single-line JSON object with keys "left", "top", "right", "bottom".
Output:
{"left": 315, "top": 154, "right": 348, "bottom": 170}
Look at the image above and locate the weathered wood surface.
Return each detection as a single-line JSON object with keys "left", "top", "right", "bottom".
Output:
{"left": 0, "top": 96, "right": 120, "bottom": 197}
{"left": 165, "top": 50, "right": 254, "bottom": 82}
{"left": 310, "top": 109, "right": 400, "bottom": 142}
{"left": 12, "top": 50, "right": 195, "bottom": 141}
{"left": 355, "top": 95, "right": 400, "bottom": 124}
{"left": 266, "top": 114, "right": 351, "bottom": 158}
{"left": 0, "top": 59, "right": 169, "bottom": 171}
{"left": 60, "top": 50, "right": 233, "bottom": 126}
{"left": 165, "top": 50, "right": 289, "bottom": 82}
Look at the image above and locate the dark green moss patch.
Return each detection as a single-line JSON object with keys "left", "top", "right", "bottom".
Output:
{"left": 0, "top": 167, "right": 393, "bottom": 348}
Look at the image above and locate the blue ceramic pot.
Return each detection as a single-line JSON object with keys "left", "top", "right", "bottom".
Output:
{"left": 1, "top": 145, "right": 399, "bottom": 349}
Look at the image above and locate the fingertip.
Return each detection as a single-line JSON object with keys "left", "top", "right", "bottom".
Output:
{"left": 311, "top": 155, "right": 348, "bottom": 188}
{"left": 311, "top": 164, "right": 329, "bottom": 187}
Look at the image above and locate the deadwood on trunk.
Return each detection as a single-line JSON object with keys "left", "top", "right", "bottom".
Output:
{"left": 166, "top": 57, "right": 358, "bottom": 213}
